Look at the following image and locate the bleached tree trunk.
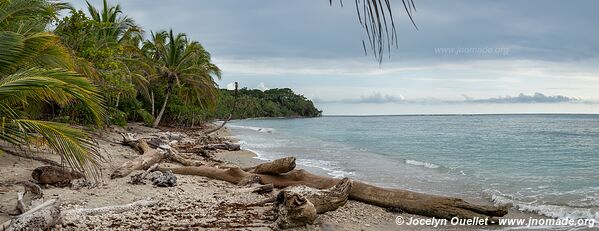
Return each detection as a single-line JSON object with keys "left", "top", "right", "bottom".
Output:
{"left": 159, "top": 157, "right": 508, "bottom": 220}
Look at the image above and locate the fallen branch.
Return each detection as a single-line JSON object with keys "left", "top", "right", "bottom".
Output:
{"left": 160, "top": 157, "right": 508, "bottom": 220}
{"left": 120, "top": 133, "right": 150, "bottom": 154}
{"left": 61, "top": 198, "right": 156, "bottom": 224}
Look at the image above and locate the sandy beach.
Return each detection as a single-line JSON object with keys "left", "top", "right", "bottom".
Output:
{"left": 0, "top": 123, "right": 545, "bottom": 230}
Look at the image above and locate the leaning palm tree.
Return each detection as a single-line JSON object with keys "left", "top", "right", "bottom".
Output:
{"left": 0, "top": 0, "right": 106, "bottom": 176}
{"left": 143, "top": 30, "right": 221, "bottom": 128}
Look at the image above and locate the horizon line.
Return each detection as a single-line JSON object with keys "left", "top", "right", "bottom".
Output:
{"left": 321, "top": 112, "right": 599, "bottom": 117}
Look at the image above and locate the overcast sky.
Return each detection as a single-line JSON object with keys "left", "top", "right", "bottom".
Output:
{"left": 69, "top": 0, "right": 599, "bottom": 114}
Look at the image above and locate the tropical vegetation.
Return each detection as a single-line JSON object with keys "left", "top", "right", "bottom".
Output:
{"left": 214, "top": 88, "right": 321, "bottom": 120}
{"left": 0, "top": 0, "right": 321, "bottom": 175}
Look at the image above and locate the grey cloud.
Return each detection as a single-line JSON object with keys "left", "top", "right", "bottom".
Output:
{"left": 317, "top": 92, "right": 582, "bottom": 104}
{"left": 466, "top": 93, "right": 581, "bottom": 104}
{"left": 315, "top": 92, "right": 405, "bottom": 104}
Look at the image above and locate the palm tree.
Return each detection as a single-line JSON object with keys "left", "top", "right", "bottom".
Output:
{"left": 143, "top": 30, "right": 221, "bottom": 128}
{"left": 0, "top": 0, "right": 106, "bottom": 176}
{"left": 85, "top": 0, "right": 141, "bottom": 45}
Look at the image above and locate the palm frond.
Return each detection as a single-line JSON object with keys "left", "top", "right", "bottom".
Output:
{"left": 0, "top": 68, "right": 106, "bottom": 125}
{"left": 12, "top": 119, "right": 103, "bottom": 178}
{"left": 334, "top": 0, "right": 417, "bottom": 63}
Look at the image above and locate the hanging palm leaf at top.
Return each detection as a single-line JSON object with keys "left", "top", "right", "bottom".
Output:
{"left": 0, "top": 0, "right": 106, "bottom": 177}
{"left": 333, "top": 0, "right": 417, "bottom": 63}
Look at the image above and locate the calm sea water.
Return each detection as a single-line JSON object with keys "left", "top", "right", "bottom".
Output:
{"left": 227, "top": 115, "right": 599, "bottom": 220}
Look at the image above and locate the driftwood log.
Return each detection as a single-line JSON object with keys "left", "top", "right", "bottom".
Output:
{"left": 160, "top": 157, "right": 508, "bottom": 220}
{"left": 1, "top": 199, "right": 59, "bottom": 231}
{"left": 61, "top": 198, "right": 156, "bottom": 225}
{"left": 111, "top": 138, "right": 165, "bottom": 179}
{"left": 285, "top": 177, "right": 352, "bottom": 214}
{"left": 245, "top": 157, "right": 296, "bottom": 174}
{"left": 274, "top": 191, "right": 317, "bottom": 229}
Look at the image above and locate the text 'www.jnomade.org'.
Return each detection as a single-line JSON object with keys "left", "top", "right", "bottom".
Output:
{"left": 395, "top": 216, "right": 595, "bottom": 228}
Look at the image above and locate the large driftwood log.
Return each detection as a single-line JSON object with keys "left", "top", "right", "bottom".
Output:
{"left": 246, "top": 157, "right": 296, "bottom": 174}
{"left": 274, "top": 191, "right": 317, "bottom": 229}
{"left": 160, "top": 157, "right": 508, "bottom": 220}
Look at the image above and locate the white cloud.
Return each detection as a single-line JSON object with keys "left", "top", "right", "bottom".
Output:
{"left": 225, "top": 82, "right": 236, "bottom": 90}
{"left": 256, "top": 82, "right": 269, "bottom": 91}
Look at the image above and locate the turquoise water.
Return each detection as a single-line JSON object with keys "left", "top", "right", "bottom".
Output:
{"left": 227, "top": 114, "right": 599, "bottom": 220}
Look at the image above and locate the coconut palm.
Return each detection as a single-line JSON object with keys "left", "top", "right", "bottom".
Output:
{"left": 143, "top": 30, "right": 221, "bottom": 128}
{"left": 1, "top": 0, "right": 105, "bottom": 176}
{"left": 85, "top": 0, "right": 141, "bottom": 45}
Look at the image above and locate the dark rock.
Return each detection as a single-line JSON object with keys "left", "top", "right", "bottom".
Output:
{"left": 150, "top": 171, "right": 177, "bottom": 187}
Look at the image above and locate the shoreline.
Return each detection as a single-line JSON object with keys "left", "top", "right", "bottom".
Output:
{"left": 0, "top": 123, "right": 566, "bottom": 230}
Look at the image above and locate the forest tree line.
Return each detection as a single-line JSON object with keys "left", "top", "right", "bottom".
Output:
{"left": 0, "top": 0, "right": 319, "bottom": 173}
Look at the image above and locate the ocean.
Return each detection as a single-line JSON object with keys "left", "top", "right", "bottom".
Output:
{"left": 227, "top": 114, "right": 599, "bottom": 220}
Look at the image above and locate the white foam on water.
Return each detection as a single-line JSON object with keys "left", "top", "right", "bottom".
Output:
{"left": 490, "top": 193, "right": 599, "bottom": 221}
{"left": 296, "top": 159, "right": 355, "bottom": 178}
{"left": 405, "top": 159, "right": 440, "bottom": 169}
{"left": 227, "top": 124, "right": 275, "bottom": 133}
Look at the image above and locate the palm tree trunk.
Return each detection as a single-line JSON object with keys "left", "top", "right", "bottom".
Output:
{"left": 150, "top": 90, "right": 155, "bottom": 117}
{"left": 152, "top": 88, "right": 170, "bottom": 128}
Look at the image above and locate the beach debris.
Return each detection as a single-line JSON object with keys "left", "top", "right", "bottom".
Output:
{"left": 161, "top": 156, "right": 509, "bottom": 221}
{"left": 31, "top": 166, "right": 83, "bottom": 187}
{"left": 70, "top": 179, "right": 97, "bottom": 190}
{"left": 150, "top": 170, "right": 177, "bottom": 187}
{"left": 274, "top": 190, "right": 317, "bottom": 229}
